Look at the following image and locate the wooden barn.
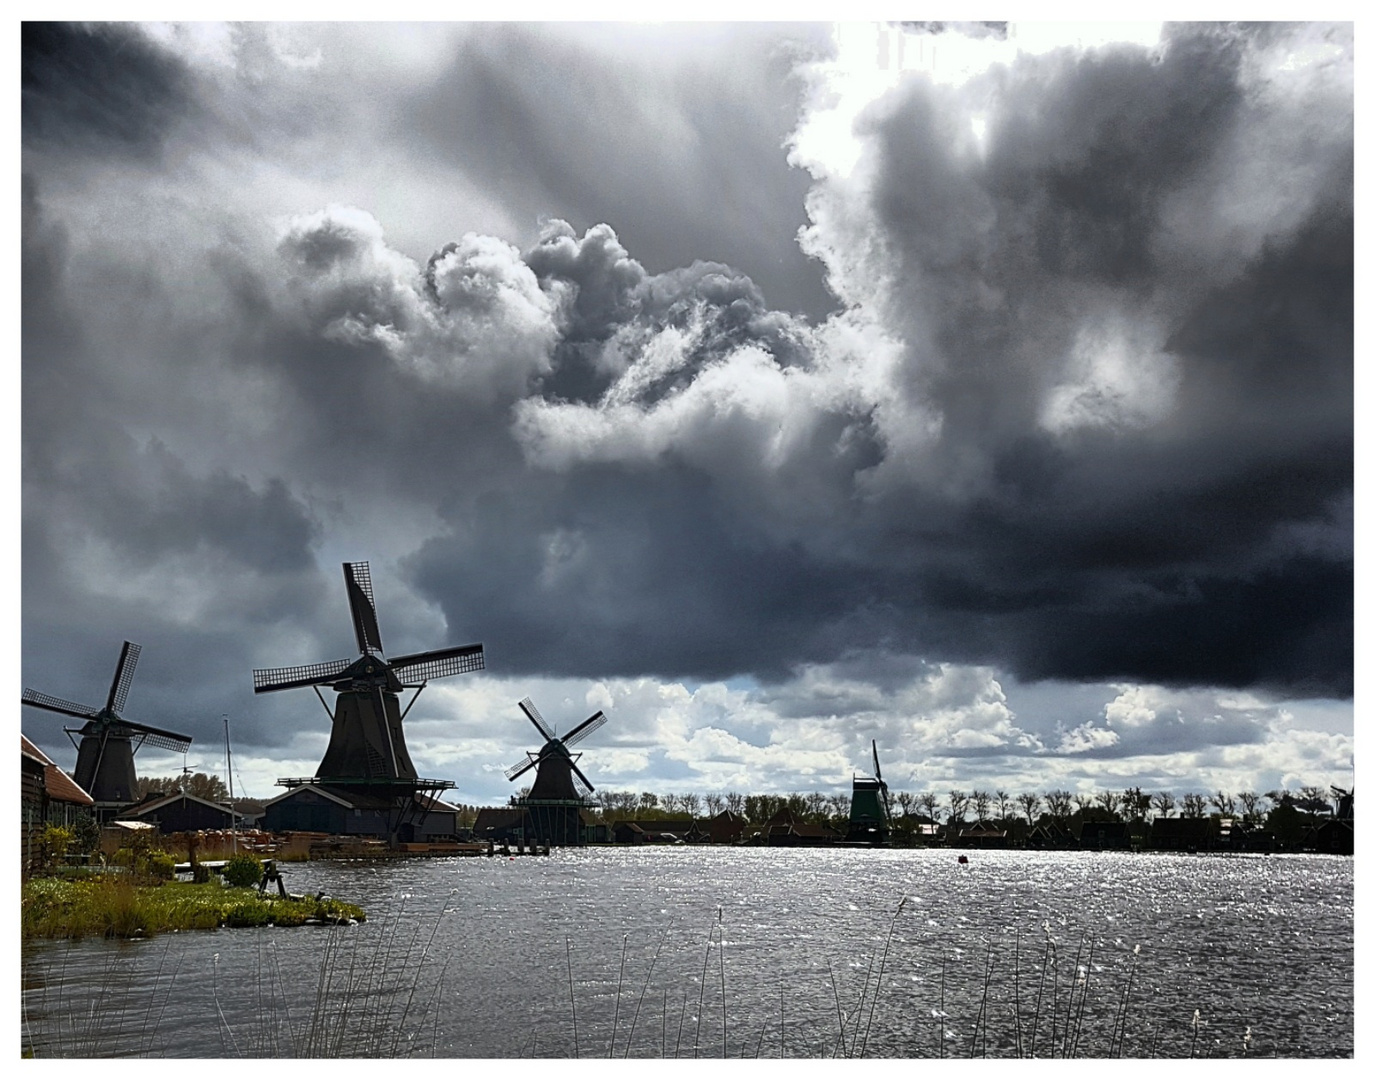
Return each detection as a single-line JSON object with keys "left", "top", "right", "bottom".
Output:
{"left": 262, "top": 785, "right": 460, "bottom": 842}
{"left": 116, "top": 790, "right": 240, "bottom": 834}
{"left": 705, "top": 810, "right": 746, "bottom": 844}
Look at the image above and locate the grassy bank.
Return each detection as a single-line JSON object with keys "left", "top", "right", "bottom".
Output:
{"left": 21, "top": 875, "right": 365, "bottom": 940}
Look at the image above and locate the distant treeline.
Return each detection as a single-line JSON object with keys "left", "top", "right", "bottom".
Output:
{"left": 489, "top": 783, "right": 1347, "bottom": 831}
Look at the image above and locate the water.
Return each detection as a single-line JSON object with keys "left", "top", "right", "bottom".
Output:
{"left": 21, "top": 848, "right": 1353, "bottom": 1058}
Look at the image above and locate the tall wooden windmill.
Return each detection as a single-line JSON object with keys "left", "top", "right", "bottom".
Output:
{"left": 22, "top": 640, "right": 193, "bottom": 813}
{"left": 846, "top": 739, "right": 892, "bottom": 845}
{"left": 252, "top": 562, "right": 483, "bottom": 838}
{"left": 505, "top": 697, "right": 608, "bottom": 846}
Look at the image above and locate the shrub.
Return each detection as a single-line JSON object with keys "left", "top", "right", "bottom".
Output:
{"left": 39, "top": 825, "right": 74, "bottom": 868}
{"left": 146, "top": 851, "right": 176, "bottom": 880}
{"left": 223, "top": 853, "right": 263, "bottom": 888}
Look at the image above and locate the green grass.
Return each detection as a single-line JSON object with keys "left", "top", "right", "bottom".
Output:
{"left": 21, "top": 876, "right": 365, "bottom": 940}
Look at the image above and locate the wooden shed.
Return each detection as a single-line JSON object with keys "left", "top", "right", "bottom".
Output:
{"left": 116, "top": 790, "right": 240, "bottom": 834}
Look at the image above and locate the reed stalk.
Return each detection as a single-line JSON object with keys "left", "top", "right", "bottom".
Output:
{"left": 1030, "top": 929, "right": 1051, "bottom": 1056}
{"left": 826, "top": 959, "right": 847, "bottom": 1058}
{"left": 718, "top": 907, "right": 728, "bottom": 1057}
{"left": 675, "top": 990, "right": 688, "bottom": 1057}
{"left": 1047, "top": 939, "right": 1060, "bottom": 1057}
{"left": 859, "top": 896, "right": 906, "bottom": 1058}
{"left": 849, "top": 949, "right": 877, "bottom": 1058}
{"left": 625, "top": 929, "right": 668, "bottom": 1057}
{"left": 969, "top": 942, "right": 993, "bottom": 1058}
{"left": 1110, "top": 952, "right": 1138, "bottom": 1057}
{"left": 938, "top": 950, "right": 947, "bottom": 1059}
{"left": 1013, "top": 929, "right": 1023, "bottom": 1057}
{"left": 1059, "top": 932, "right": 1085, "bottom": 1056}
{"left": 566, "top": 935, "right": 579, "bottom": 1058}
{"left": 611, "top": 933, "right": 628, "bottom": 1056}
{"left": 694, "top": 915, "right": 713, "bottom": 1057}
{"left": 1070, "top": 936, "right": 1094, "bottom": 1057}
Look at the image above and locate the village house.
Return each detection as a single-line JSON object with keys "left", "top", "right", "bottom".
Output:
{"left": 21, "top": 734, "right": 94, "bottom": 870}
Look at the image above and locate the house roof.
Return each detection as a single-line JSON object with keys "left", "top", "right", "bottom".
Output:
{"left": 262, "top": 784, "right": 404, "bottom": 812}
{"left": 21, "top": 734, "right": 94, "bottom": 806}
{"left": 118, "top": 790, "right": 239, "bottom": 821}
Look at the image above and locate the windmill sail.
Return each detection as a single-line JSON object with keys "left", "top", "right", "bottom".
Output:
{"left": 21, "top": 640, "right": 193, "bottom": 806}
{"left": 251, "top": 561, "right": 483, "bottom": 786}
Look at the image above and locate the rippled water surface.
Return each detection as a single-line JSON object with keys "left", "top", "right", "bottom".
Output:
{"left": 22, "top": 849, "right": 1353, "bottom": 1058}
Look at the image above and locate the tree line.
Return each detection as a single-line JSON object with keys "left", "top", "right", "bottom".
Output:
{"left": 517, "top": 784, "right": 1347, "bottom": 830}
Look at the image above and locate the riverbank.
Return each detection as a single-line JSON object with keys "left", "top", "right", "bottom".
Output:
{"left": 21, "top": 875, "right": 366, "bottom": 940}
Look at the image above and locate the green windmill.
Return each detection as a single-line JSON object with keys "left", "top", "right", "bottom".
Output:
{"left": 846, "top": 740, "right": 892, "bottom": 846}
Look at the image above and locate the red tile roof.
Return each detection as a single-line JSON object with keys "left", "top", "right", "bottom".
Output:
{"left": 20, "top": 734, "right": 94, "bottom": 806}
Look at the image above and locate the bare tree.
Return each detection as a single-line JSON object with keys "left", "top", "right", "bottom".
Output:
{"left": 1123, "top": 786, "right": 1151, "bottom": 820}
{"left": 1151, "top": 791, "right": 1175, "bottom": 819}
{"left": 995, "top": 789, "right": 1013, "bottom": 823}
{"left": 895, "top": 791, "right": 917, "bottom": 818}
{"left": 661, "top": 793, "right": 683, "bottom": 814}
{"left": 1237, "top": 791, "right": 1263, "bottom": 825}
{"left": 1210, "top": 790, "right": 1236, "bottom": 817}
{"left": 1044, "top": 790, "right": 1073, "bottom": 823}
{"left": 1297, "top": 786, "right": 1333, "bottom": 814}
{"left": 917, "top": 791, "right": 940, "bottom": 824}
{"left": 725, "top": 791, "right": 745, "bottom": 815}
{"left": 1071, "top": 793, "right": 1093, "bottom": 817}
{"left": 1017, "top": 791, "right": 1042, "bottom": 825}
{"left": 971, "top": 790, "right": 992, "bottom": 824}
{"left": 703, "top": 793, "right": 725, "bottom": 816}
{"left": 639, "top": 791, "right": 660, "bottom": 811}
{"left": 1095, "top": 790, "right": 1121, "bottom": 818}
{"left": 681, "top": 792, "right": 701, "bottom": 817}
{"left": 947, "top": 790, "right": 970, "bottom": 827}
{"left": 1180, "top": 793, "right": 1208, "bottom": 818}
{"left": 828, "top": 793, "right": 851, "bottom": 819}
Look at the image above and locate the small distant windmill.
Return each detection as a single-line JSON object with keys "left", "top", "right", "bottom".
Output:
{"left": 22, "top": 641, "right": 193, "bottom": 809}
{"left": 252, "top": 562, "right": 483, "bottom": 836}
{"left": 504, "top": 697, "right": 608, "bottom": 845}
{"left": 846, "top": 739, "right": 892, "bottom": 845}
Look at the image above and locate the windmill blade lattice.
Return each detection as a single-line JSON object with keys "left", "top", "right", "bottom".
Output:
{"left": 505, "top": 753, "right": 539, "bottom": 782}
{"left": 105, "top": 641, "right": 141, "bottom": 714}
{"left": 21, "top": 689, "right": 101, "bottom": 721}
{"left": 562, "top": 710, "right": 607, "bottom": 749}
{"left": 118, "top": 721, "right": 193, "bottom": 755}
{"left": 391, "top": 644, "right": 485, "bottom": 685}
{"left": 518, "top": 697, "right": 555, "bottom": 741}
{"left": 253, "top": 658, "right": 354, "bottom": 694}
{"left": 569, "top": 757, "right": 595, "bottom": 796}
{"left": 344, "top": 562, "right": 385, "bottom": 656}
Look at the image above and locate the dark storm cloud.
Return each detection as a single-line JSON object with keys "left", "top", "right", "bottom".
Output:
{"left": 22, "top": 22, "right": 195, "bottom": 158}
{"left": 390, "top": 24, "right": 1350, "bottom": 696}
{"left": 405, "top": 22, "right": 836, "bottom": 318}
{"left": 19, "top": 23, "right": 1352, "bottom": 791}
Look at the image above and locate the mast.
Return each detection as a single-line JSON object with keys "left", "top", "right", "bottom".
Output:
{"left": 224, "top": 713, "right": 236, "bottom": 853}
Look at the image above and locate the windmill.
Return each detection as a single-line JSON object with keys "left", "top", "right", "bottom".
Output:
{"left": 504, "top": 697, "right": 608, "bottom": 846}
{"left": 22, "top": 641, "right": 193, "bottom": 810}
{"left": 252, "top": 562, "right": 483, "bottom": 838}
{"left": 846, "top": 739, "right": 892, "bottom": 845}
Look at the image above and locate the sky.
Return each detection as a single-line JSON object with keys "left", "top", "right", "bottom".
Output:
{"left": 18, "top": 19, "right": 1354, "bottom": 808}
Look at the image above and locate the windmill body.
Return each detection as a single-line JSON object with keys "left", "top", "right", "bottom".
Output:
{"left": 846, "top": 739, "right": 892, "bottom": 845}
{"left": 253, "top": 562, "right": 483, "bottom": 842}
{"left": 22, "top": 640, "right": 193, "bottom": 813}
{"left": 505, "top": 698, "right": 608, "bottom": 846}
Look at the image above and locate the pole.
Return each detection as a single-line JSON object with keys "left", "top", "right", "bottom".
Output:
{"left": 224, "top": 714, "right": 236, "bottom": 854}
